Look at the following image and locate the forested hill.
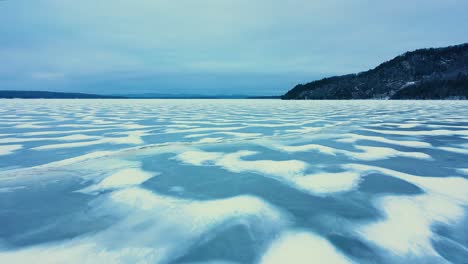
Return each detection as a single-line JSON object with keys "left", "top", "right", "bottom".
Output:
{"left": 282, "top": 43, "right": 468, "bottom": 100}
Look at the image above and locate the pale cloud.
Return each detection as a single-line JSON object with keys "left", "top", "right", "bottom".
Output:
{"left": 31, "top": 72, "right": 65, "bottom": 80}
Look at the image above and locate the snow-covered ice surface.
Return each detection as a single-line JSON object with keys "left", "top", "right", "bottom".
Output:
{"left": 0, "top": 99, "right": 467, "bottom": 264}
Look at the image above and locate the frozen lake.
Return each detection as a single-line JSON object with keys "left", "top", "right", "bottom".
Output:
{"left": 0, "top": 99, "right": 467, "bottom": 263}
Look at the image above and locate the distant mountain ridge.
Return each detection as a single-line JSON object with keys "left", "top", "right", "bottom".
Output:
{"left": 0, "top": 90, "right": 280, "bottom": 99}
{"left": 114, "top": 93, "right": 280, "bottom": 99}
{"left": 282, "top": 43, "right": 468, "bottom": 100}
{"left": 0, "top": 90, "right": 126, "bottom": 99}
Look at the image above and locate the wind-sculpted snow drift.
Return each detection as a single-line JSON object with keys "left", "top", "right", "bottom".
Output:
{"left": 0, "top": 99, "right": 467, "bottom": 263}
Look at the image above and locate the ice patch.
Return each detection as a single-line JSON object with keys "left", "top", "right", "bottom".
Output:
{"left": 284, "top": 126, "right": 325, "bottom": 134}
{"left": 260, "top": 231, "right": 352, "bottom": 264}
{"left": 120, "top": 123, "right": 150, "bottom": 130}
{"left": 167, "top": 124, "right": 200, "bottom": 128}
{"left": 360, "top": 194, "right": 465, "bottom": 257}
{"left": 349, "top": 146, "right": 431, "bottom": 161}
{"left": 32, "top": 132, "right": 146, "bottom": 150}
{"left": 218, "top": 132, "right": 263, "bottom": 138}
{"left": 195, "top": 137, "right": 224, "bottom": 144}
{"left": 20, "top": 128, "right": 112, "bottom": 136}
{"left": 185, "top": 132, "right": 262, "bottom": 140}
{"left": 438, "top": 146, "right": 468, "bottom": 155}
{"left": 59, "top": 134, "right": 102, "bottom": 141}
{"left": 177, "top": 151, "right": 224, "bottom": 166}
{"left": 0, "top": 145, "right": 22, "bottom": 156}
{"left": 275, "top": 143, "right": 431, "bottom": 161}
{"left": 1, "top": 151, "right": 115, "bottom": 176}
{"left": 279, "top": 144, "right": 338, "bottom": 156}
{"left": 217, "top": 151, "right": 307, "bottom": 178}
{"left": 0, "top": 134, "right": 100, "bottom": 144}
{"left": 79, "top": 168, "right": 156, "bottom": 193}
{"left": 363, "top": 128, "right": 468, "bottom": 137}
{"left": 184, "top": 133, "right": 212, "bottom": 138}
{"left": 111, "top": 188, "right": 287, "bottom": 226}
{"left": 32, "top": 140, "right": 105, "bottom": 150}
{"left": 13, "top": 122, "right": 50, "bottom": 129}
{"left": 178, "top": 150, "right": 307, "bottom": 178}
{"left": 0, "top": 186, "right": 26, "bottom": 193}
{"left": 338, "top": 162, "right": 468, "bottom": 259}
{"left": 176, "top": 150, "right": 360, "bottom": 195}
{"left": 346, "top": 164, "right": 468, "bottom": 258}
{"left": 344, "top": 164, "right": 468, "bottom": 202}
{"left": 295, "top": 171, "right": 362, "bottom": 195}
{"left": 57, "top": 123, "right": 115, "bottom": 128}
{"left": 367, "top": 122, "right": 419, "bottom": 129}
{"left": 165, "top": 126, "right": 246, "bottom": 134}
{"left": 169, "top": 186, "right": 185, "bottom": 194}
{"left": 0, "top": 188, "right": 288, "bottom": 264}
{"left": 336, "top": 134, "right": 431, "bottom": 148}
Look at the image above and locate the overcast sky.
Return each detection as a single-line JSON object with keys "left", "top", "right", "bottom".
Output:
{"left": 1, "top": 0, "right": 467, "bottom": 95}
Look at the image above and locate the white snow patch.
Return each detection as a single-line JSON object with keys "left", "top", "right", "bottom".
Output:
{"left": 176, "top": 150, "right": 360, "bottom": 195}
{"left": 346, "top": 164, "right": 468, "bottom": 258}
{"left": 79, "top": 168, "right": 156, "bottom": 193}
{"left": 20, "top": 128, "right": 112, "bottom": 136}
{"left": 14, "top": 122, "right": 50, "bottom": 129}
{"left": 0, "top": 186, "right": 26, "bottom": 193}
{"left": 295, "top": 171, "right": 362, "bottom": 195}
{"left": 284, "top": 126, "right": 325, "bottom": 134}
{"left": 217, "top": 151, "right": 307, "bottom": 178}
{"left": 438, "top": 146, "right": 468, "bottom": 155}
{"left": 336, "top": 134, "right": 431, "bottom": 148}
{"left": 0, "top": 134, "right": 100, "bottom": 144}
{"left": 363, "top": 128, "right": 468, "bottom": 137}
{"left": 0, "top": 145, "right": 22, "bottom": 156}
{"left": 279, "top": 144, "right": 338, "bottom": 156}
{"left": 274, "top": 142, "right": 431, "bottom": 161}
{"left": 344, "top": 164, "right": 468, "bottom": 202}
{"left": 32, "top": 132, "right": 146, "bottom": 150}
{"left": 349, "top": 146, "right": 431, "bottom": 161}
{"left": 260, "top": 231, "right": 352, "bottom": 264}
{"left": 0, "top": 188, "right": 288, "bottom": 264}
{"left": 360, "top": 194, "right": 465, "bottom": 257}
{"left": 165, "top": 126, "right": 246, "bottom": 134}
{"left": 195, "top": 137, "right": 224, "bottom": 144}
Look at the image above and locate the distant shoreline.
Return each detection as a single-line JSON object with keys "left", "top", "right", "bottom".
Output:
{"left": 0, "top": 90, "right": 281, "bottom": 99}
{"left": 1, "top": 90, "right": 466, "bottom": 100}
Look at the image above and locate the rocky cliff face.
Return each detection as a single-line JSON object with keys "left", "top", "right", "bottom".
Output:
{"left": 282, "top": 43, "right": 468, "bottom": 100}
